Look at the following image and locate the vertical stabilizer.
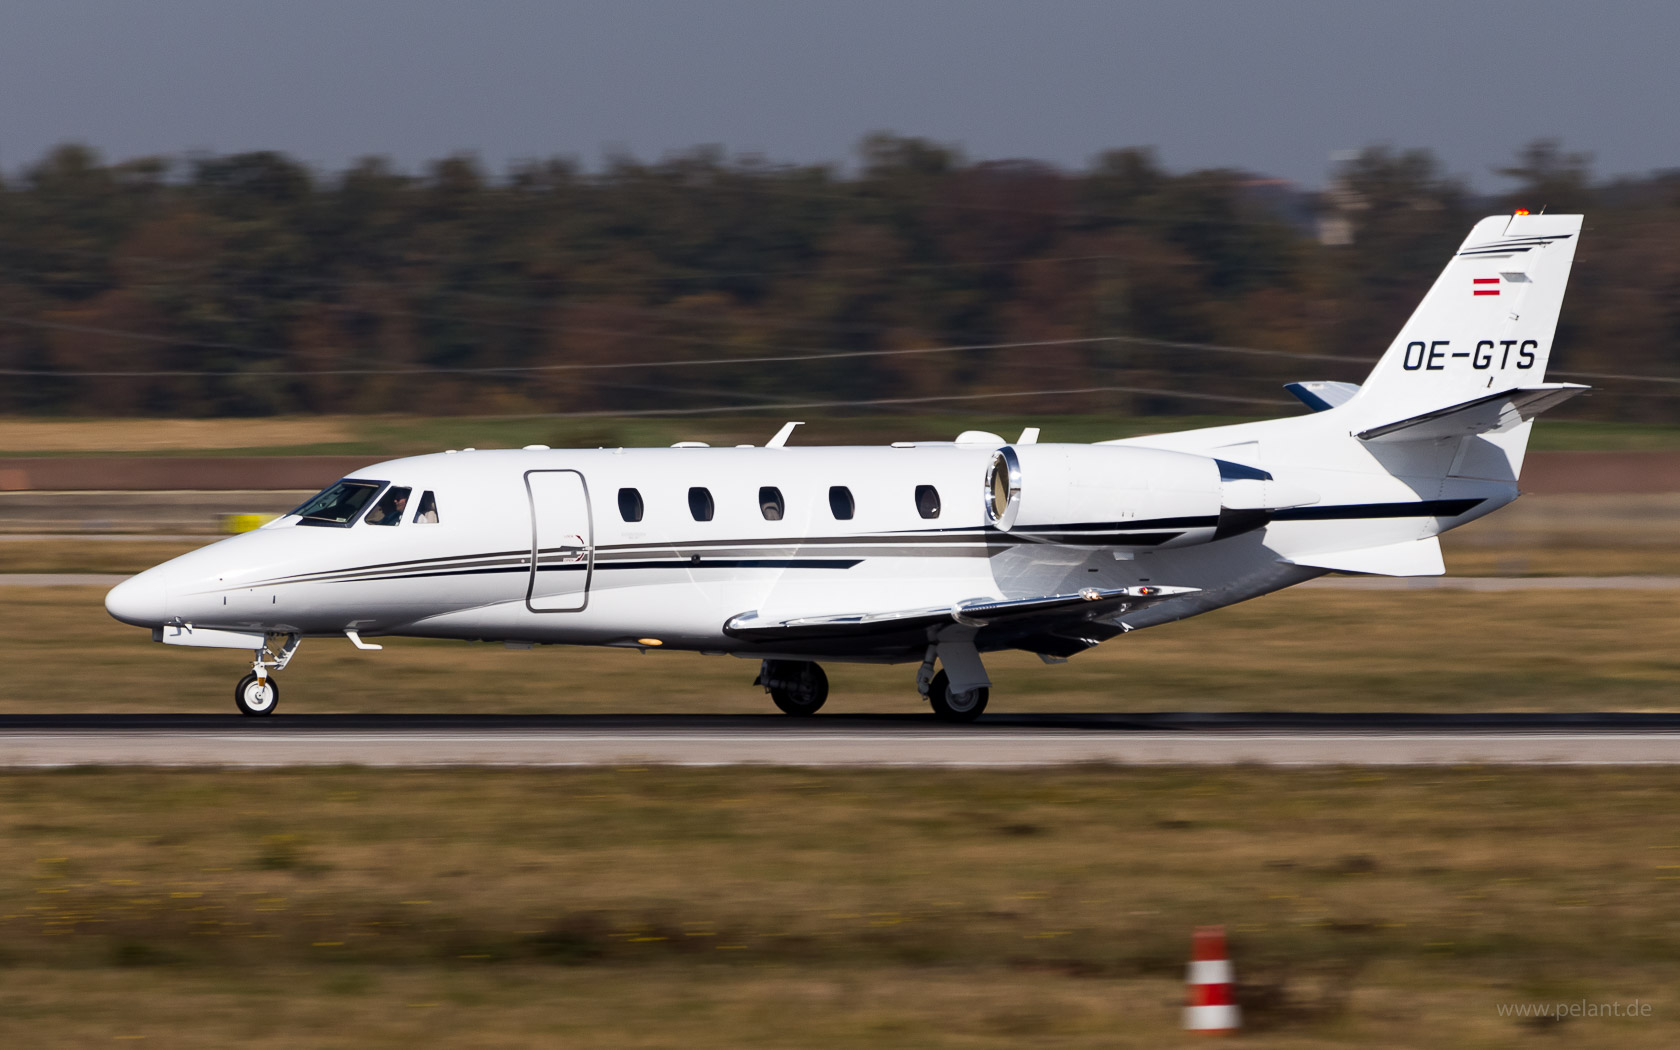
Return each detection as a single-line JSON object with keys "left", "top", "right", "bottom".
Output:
{"left": 1350, "top": 213, "right": 1582, "bottom": 427}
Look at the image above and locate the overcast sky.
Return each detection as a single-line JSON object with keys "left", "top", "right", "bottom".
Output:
{"left": 2, "top": 1, "right": 1673, "bottom": 189}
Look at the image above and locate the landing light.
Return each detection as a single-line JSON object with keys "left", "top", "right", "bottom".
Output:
{"left": 637, "top": 638, "right": 663, "bottom": 647}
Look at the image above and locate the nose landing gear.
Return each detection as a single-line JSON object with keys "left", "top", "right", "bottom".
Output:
{"left": 235, "top": 672, "right": 280, "bottom": 716}
{"left": 235, "top": 633, "right": 300, "bottom": 717}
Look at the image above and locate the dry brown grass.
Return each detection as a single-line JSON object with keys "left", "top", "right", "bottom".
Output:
{"left": 0, "top": 539, "right": 208, "bottom": 574}
{"left": 0, "top": 582, "right": 1675, "bottom": 714}
{"left": 0, "top": 417, "right": 358, "bottom": 453}
{"left": 1, "top": 766, "right": 1677, "bottom": 1047}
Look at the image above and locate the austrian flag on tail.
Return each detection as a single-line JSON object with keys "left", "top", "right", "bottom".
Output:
{"left": 1472, "top": 277, "right": 1500, "bottom": 296}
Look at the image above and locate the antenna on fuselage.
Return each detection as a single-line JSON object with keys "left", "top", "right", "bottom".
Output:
{"left": 766, "top": 421, "right": 805, "bottom": 448}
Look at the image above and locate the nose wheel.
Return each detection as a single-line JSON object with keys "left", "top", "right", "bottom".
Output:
{"left": 235, "top": 672, "right": 280, "bottom": 716}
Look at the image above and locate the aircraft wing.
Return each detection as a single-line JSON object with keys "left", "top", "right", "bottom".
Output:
{"left": 724, "top": 584, "right": 1197, "bottom": 657}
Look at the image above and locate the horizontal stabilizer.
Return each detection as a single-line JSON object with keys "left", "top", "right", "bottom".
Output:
{"left": 1285, "top": 380, "right": 1360, "bottom": 412}
{"left": 1286, "top": 537, "right": 1444, "bottom": 577}
{"left": 1357, "top": 384, "right": 1588, "bottom": 442}
{"left": 725, "top": 585, "right": 1197, "bottom": 643}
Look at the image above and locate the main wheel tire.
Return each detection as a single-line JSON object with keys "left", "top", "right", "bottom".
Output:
{"left": 927, "top": 669, "right": 988, "bottom": 722}
{"left": 235, "top": 672, "right": 280, "bottom": 717}
{"left": 764, "top": 660, "right": 829, "bottom": 716}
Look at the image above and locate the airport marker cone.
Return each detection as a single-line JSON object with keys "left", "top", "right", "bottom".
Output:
{"left": 1183, "top": 925, "right": 1240, "bottom": 1034}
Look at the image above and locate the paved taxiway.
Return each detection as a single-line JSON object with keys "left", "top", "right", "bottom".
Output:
{"left": 3, "top": 713, "right": 1679, "bottom": 767}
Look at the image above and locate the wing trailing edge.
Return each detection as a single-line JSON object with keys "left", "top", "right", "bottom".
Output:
{"left": 724, "top": 585, "right": 1198, "bottom": 644}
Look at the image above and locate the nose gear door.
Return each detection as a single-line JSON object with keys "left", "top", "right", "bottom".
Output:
{"left": 524, "top": 470, "right": 594, "bottom": 612}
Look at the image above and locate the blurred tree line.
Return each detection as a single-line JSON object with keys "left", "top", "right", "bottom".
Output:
{"left": 0, "top": 136, "right": 1674, "bottom": 420}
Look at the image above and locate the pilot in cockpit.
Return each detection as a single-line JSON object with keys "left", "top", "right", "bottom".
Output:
{"left": 366, "top": 490, "right": 409, "bottom": 526}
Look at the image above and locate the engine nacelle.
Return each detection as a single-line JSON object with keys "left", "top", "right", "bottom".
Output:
{"left": 982, "top": 444, "right": 1233, "bottom": 549}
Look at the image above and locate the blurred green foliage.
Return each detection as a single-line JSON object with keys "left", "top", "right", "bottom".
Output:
{"left": 0, "top": 137, "right": 1673, "bottom": 421}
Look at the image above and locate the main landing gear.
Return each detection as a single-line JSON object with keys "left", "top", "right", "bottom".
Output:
{"left": 925, "top": 669, "right": 989, "bottom": 722}
{"left": 756, "top": 644, "right": 992, "bottom": 722}
{"left": 236, "top": 633, "right": 301, "bottom": 717}
{"left": 756, "top": 659, "right": 829, "bottom": 716}
{"left": 916, "top": 643, "right": 990, "bottom": 722}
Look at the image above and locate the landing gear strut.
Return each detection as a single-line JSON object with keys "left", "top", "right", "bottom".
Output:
{"left": 757, "top": 660, "right": 829, "bottom": 716}
{"left": 236, "top": 633, "right": 300, "bottom": 717}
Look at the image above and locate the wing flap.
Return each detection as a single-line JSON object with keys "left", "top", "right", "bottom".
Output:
{"left": 724, "top": 585, "right": 1198, "bottom": 644}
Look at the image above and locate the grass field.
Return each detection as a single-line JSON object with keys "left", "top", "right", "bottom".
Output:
{"left": 1, "top": 766, "right": 1677, "bottom": 1048}
{"left": 3, "top": 412, "right": 1678, "bottom": 456}
{"left": 2, "top": 582, "right": 1675, "bottom": 715}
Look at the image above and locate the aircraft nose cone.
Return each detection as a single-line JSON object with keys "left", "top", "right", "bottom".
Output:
{"left": 105, "top": 570, "right": 170, "bottom": 627}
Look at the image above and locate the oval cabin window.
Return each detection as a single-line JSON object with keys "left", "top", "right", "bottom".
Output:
{"left": 688, "top": 487, "right": 715, "bottom": 522}
{"left": 915, "top": 484, "right": 941, "bottom": 519}
{"left": 618, "top": 487, "right": 644, "bottom": 523}
{"left": 759, "top": 486, "right": 785, "bottom": 521}
{"left": 828, "top": 485, "right": 855, "bottom": 521}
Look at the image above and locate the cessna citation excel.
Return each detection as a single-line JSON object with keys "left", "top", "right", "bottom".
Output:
{"left": 107, "top": 213, "right": 1585, "bottom": 720}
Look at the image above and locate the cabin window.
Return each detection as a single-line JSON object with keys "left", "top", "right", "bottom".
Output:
{"left": 291, "top": 479, "right": 384, "bottom": 528}
{"left": 688, "top": 486, "right": 714, "bottom": 522}
{"left": 828, "top": 485, "right": 855, "bottom": 520}
{"left": 915, "top": 484, "right": 941, "bottom": 519}
{"left": 365, "top": 486, "right": 412, "bottom": 526}
{"left": 618, "top": 487, "right": 644, "bottom": 523}
{"left": 759, "top": 486, "right": 785, "bottom": 521}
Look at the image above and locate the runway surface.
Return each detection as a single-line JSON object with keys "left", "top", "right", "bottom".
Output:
{"left": 4, "top": 713, "right": 1680, "bottom": 767}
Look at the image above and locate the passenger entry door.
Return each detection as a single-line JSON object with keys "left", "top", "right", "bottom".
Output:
{"left": 525, "top": 470, "right": 593, "bottom": 612}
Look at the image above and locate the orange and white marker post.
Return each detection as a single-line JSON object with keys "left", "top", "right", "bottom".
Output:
{"left": 1184, "top": 925, "right": 1241, "bottom": 1033}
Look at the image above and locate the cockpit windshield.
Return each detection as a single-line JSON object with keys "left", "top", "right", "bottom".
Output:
{"left": 290, "top": 479, "right": 385, "bottom": 527}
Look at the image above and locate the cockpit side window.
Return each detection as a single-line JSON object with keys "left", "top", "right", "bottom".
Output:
{"left": 365, "top": 486, "right": 412, "bottom": 526}
{"left": 291, "top": 479, "right": 385, "bottom": 528}
{"left": 414, "top": 490, "right": 439, "bottom": 524}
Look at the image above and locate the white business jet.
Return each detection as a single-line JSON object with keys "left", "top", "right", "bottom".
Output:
{"left": 107, "top": 213, "right": 1585, "bottom": 720}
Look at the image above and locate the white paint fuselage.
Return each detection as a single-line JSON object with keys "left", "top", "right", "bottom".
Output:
{"left": 104, "top": 433, "right": 1511, "bottom": 663}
